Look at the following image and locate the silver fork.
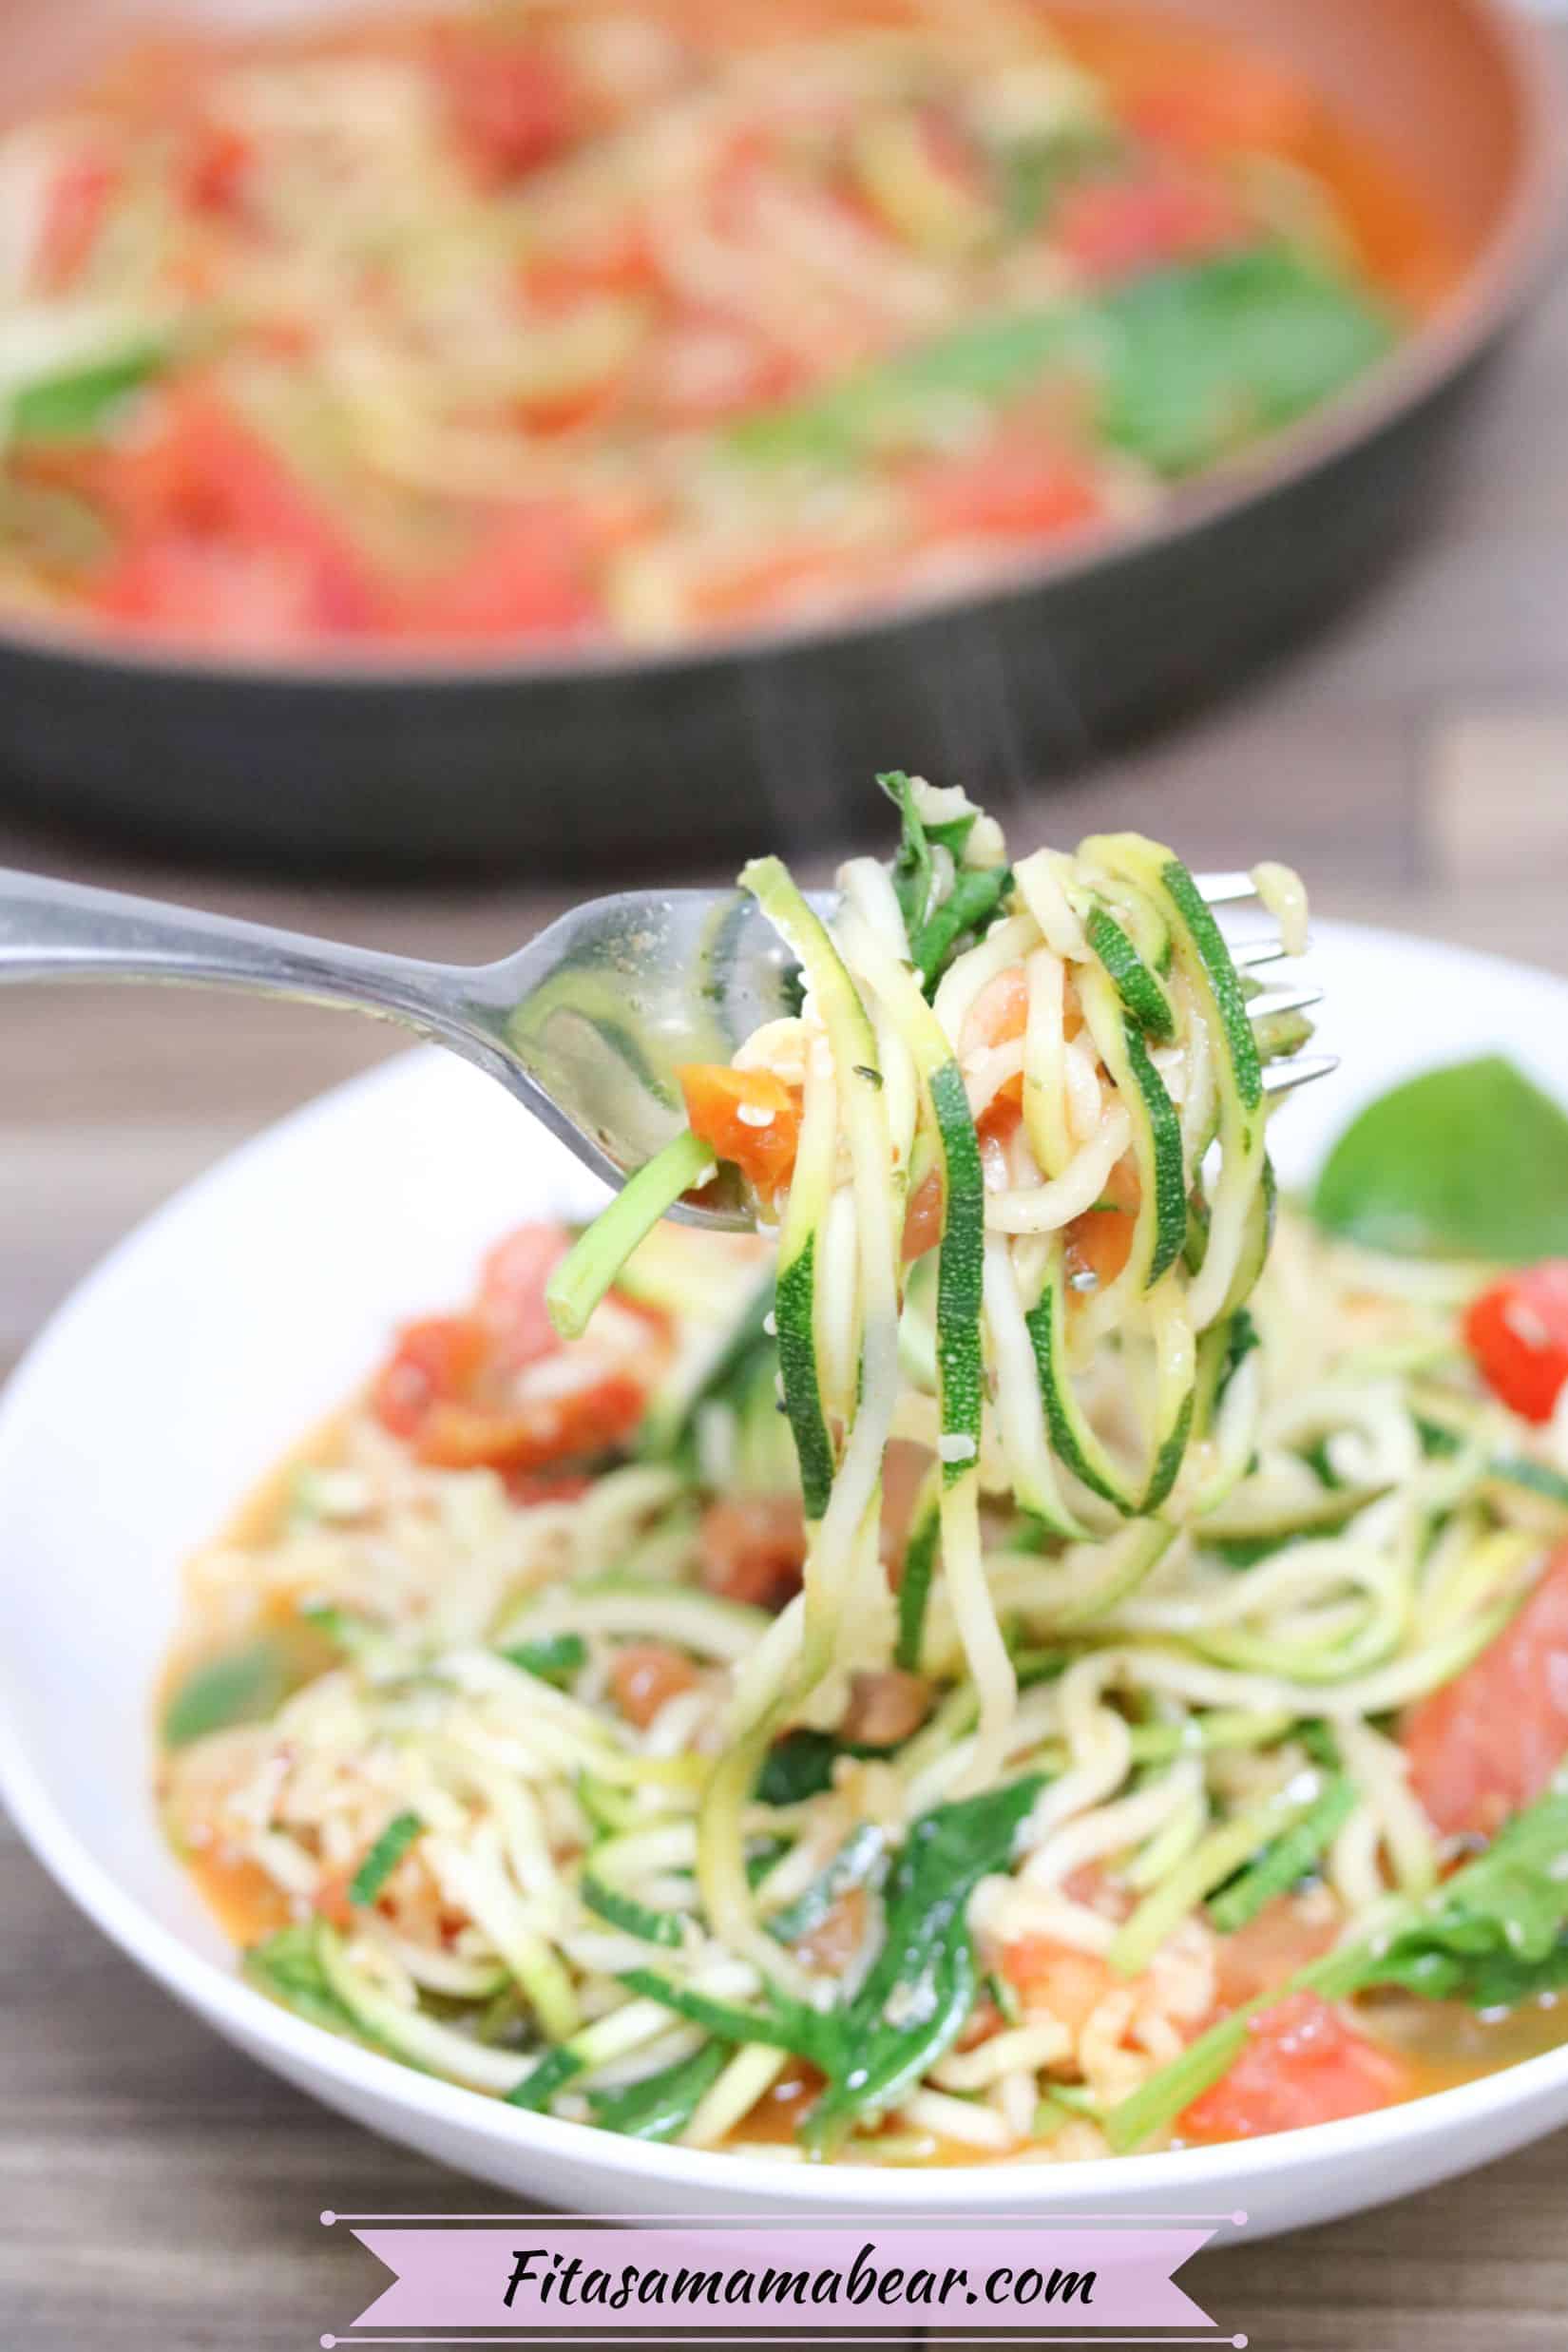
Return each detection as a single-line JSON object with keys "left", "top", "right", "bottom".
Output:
{"left": 0, "top": 866, "right": 1329, "bottom": 1231}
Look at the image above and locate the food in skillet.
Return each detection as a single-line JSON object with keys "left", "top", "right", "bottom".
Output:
{"left": 159, "top": 782, "right": 1568, "bottom": 2163}
{"left": 0, "top": 1, "right": 1446, "bottom": 654}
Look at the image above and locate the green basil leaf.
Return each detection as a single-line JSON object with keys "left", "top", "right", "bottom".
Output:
{"left": 1312, "top": 1057, "right": 1568, "bottom": 1261}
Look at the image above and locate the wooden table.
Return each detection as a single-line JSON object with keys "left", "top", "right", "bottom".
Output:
{"left": 10, "top": 163, "right": 1568, "bottom": 2352}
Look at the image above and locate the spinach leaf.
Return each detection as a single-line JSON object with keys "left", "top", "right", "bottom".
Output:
{"left": 623, "top": 1775, "right": 1043, "bottom": 2152}
{"left": 1312, "top": 1057, "right": 1568, "bottom": 1262}
{"left": 500, "top": 1632, "right": 589, "bottom": 1687}
{"left": 909, "top": 864, "right": 1014, "bottom": 993}
{"left": 162, "top": 1638, "right": 296, "bottom": 1748}
{"left": 728, "top": 250, "right": 1390, "bottom": 480}
{"left": 766, "top": 1824, "right": 887, "bottom": 1944}
{"left": 11, "top": 345, "right": 163, "bottom": 442}
{"left": 801, "top": 1772, "right": 1043, "bottom": 2154}
{"left": 1091, "top": 248, "right": 1393, "bottom": 476}
{"left": 587, "top": 2041, "right": 731, "bottom": 2141}
{"left": 755, "top": 1729, "right": 842, "bottom": 1805}
{"left": 1333, "top": 1782, "right": 1568, "bottom": 2005}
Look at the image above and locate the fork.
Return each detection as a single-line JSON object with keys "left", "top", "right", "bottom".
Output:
{"left": 0, "top": 866, "right": 1329, "bottom": 1231}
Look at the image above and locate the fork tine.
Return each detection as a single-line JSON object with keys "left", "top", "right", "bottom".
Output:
{"left": 1196, "top": 870, "right": 1258, "bottom": 907}
{"left": 1232, "top": 937, "right": 1291, "bottom": 971}
{"left": 1247, "top": 982, "right": 1324, "bottom": 1021}
{"left": 1263, "top": 1052, "right": 1338, "bottom": 1097}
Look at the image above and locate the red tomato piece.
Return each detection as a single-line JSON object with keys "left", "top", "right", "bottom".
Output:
{"left": 475, "top": 1224, "right": 571, "bottom": 1371}
{"left": 999, "top": 1937, "right": 1116, "bottom": 2035}
{"left": 182, "top": 122, "right": 255, "bottom": 216}
{"left": 416, "top": 1369, "right": 646, "bottom": 1471}
{"left": 902, "top": 1165, "right": 946, "bottom": 1265}
{"left": 698, "top": 1495, "right": 807, "bottom": 1612}
{"left": 1179, "top": 1992, "right": 1410, "bottom": 2144}
{"left": 396, "top": 511, "right": 601, "bottom": 641}
{"left": 679, "top": 1065, "right": 801, "bottom": 1197}
{"left": 437, "top": 35, "right": 581, "bottom": 185}
{"left": 35, "top": 153, "right": 119, "bottom": 293}
{"left": 910, "top": 448, "right": 1100, "bottom": 544}
{"left": 91, "top": 537, "right": 339, "bottom": 652}
{"left": 608, "top": 1642, "right": 700, "bottom": 1729}
{"left": 1463, "top": 1262, "right": 1568, "bottom": 1425}
{"left": 92, "top": 388, "right": 384, "bottom": 638}
{"left": 371, "top": 1315, "right": 488, "bottom": 1441}
{"left": 1055, "top": 169, "right": 1249, "bottom": 281}
{"left": 1403, "top": 1544, "right": 1568, "bottom": 1840}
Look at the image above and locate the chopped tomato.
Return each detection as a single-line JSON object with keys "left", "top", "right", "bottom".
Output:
{"left": 91, "top": 536, "right": 351, "bottom": 652}
{"left": 476, "top": 1223, "right": 571, "bottom": 1371}
{"left": 902, "top": 1166, "right": 945, "bottom": 1264}
{"left": 416, "top": 1369, "right": 646, "bottom": 1471}
{"left": 91, "top": 387, "right": 383, "bottom": 638}
{"left": 964, "top": 965, "right": 1029, "bottom": 1133}
{"left": 698, "top": 1495, "right": 806, "bottom": 1611}
{"left": 1065, "top": 1151, "right": 1141, "bottom": 1290}
{"left": 1463, "top": 1262, "right": 1568, "bottom": 1425}
{"left": 1055, "top": 168, "right": 1249, "bottom": 280}
{"left": 525, "top": 222, "right": 659, "bottom": 311}
{"left": 35, "top": 153, "right": 119, "bottom": 292}
{"left": 999, "top": 1937, "right": 1114, "bottom": 2034}
{"left": 910, "top": 448, "right": 1100, "bottom": 544}
{"left": 436, "top": 35, "right": 582, "bottom": 185}
{"left": 1403, "top": 1544, "right": 1568, "bottom": 1840}
{"left": 679, "top": 1064, "right": 801, "bottom": 1197}
{"left": 1179, "top": 1992, "right": 1410, "bottom": 2144}
{"left": 371, "top": 1315, "right": 488, "bottom": 1442}
{"left": 609, "top": 1642, "right": 700, "bottom": 1729}
{"left": 396, "top": 510, "right": 601, "bottom": 641}
{"left": 182, "top": 122, "right": 255, "bottom": 216}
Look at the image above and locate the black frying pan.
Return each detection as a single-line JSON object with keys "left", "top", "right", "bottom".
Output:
{"left": 0, "top": 0, "right": 1558, "bottom": 877}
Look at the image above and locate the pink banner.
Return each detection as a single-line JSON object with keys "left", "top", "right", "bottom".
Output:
{"left": 349, "top": 2224, "right": 1217, "bottom": 2330}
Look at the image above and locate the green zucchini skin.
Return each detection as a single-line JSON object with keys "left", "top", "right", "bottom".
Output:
{"left": 1085, "top": 904, "right": 1175, "bottom": 1041}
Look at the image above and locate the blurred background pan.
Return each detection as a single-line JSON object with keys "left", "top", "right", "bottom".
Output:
{"left": 0, "top": 0, "right": 1559, "bottom": 876}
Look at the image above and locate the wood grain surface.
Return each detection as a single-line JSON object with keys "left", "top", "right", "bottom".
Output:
{"left": 8, "top": 67, "right": 1568, "bottom": 2352}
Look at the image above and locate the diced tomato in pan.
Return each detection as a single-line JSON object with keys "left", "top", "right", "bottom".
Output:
{"left": 1055, "top": 169, "right": 1249, "bottom": 280}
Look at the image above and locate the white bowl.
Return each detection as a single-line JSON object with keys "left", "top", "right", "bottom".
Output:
{"left": 5, "top": 916, "right": 1568, "bottom": 2232}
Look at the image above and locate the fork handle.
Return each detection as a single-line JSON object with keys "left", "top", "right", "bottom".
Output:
{"left": 0, "top": 864, "right": 449, "bottom": 1018}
